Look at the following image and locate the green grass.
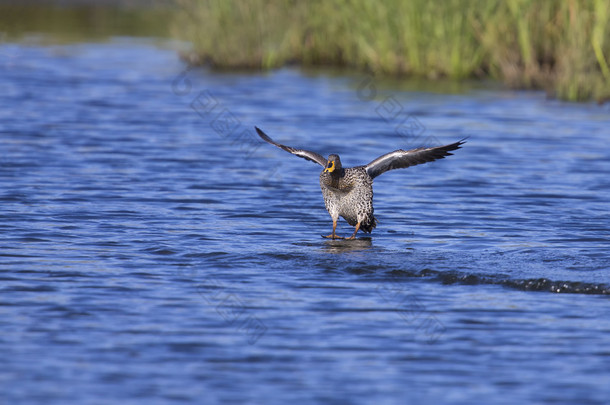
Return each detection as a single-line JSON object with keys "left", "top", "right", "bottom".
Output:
{"left": 173, "top": 0, "right": 610, "bottom": 102}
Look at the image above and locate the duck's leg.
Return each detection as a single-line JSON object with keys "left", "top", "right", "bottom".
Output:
{"left": 346, "top": 221, "right": 361, "bottom": 240}
{"left": 322, "top": 218, "right": 344, "bottom": 239}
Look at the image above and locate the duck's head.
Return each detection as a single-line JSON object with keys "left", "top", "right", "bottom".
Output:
{"left": 324, "top": 154, "right": 342, "bottom": 174}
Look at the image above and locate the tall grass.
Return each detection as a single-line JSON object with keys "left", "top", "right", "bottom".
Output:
{"left": 173, "top": 0, "right": 610, "bottom": 102}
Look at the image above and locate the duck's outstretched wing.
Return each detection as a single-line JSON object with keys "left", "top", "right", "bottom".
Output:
{"left": 364, "top": 139, "right": 465, "bottom": 179}
{"left": 255, "top": 127, "right": 327, "bottom": 167}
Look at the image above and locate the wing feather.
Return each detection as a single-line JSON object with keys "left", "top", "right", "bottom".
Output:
{"left": 365, "top": 139, "right": 465, "bottom": 179}
{"left": 255, "top": 127, "right": 326, "bottom": 167}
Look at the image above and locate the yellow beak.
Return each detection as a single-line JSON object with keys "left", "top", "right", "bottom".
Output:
{"left": 324, "top": 161, "right": 335, "bottom": 173}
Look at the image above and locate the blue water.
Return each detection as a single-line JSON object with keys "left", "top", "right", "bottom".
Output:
{"left": 1, "top": 39, "right": 609, "bottom": 404}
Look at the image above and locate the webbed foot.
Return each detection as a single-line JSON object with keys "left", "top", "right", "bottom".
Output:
{"left": 322, "top": 234, "right": 344, "bottom": 239}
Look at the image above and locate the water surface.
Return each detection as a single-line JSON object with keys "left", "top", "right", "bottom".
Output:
{"left": 1, "top": 40, "right": 609, "bottom": 404}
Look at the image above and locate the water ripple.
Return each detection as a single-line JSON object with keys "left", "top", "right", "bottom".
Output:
{"left": 0, "top": 40, "right": 609, "bottom": 405}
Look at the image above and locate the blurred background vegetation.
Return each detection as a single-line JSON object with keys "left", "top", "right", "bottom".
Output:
{"left": 1, "top": 0, "right": 609, "bottom": 102}
{"left": 0, "top": 0, "right": 172, "bottom": 41}
{"left": 173, "top": 0, "right": 610, "bottom": 103}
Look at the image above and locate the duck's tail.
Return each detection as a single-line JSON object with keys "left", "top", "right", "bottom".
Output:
{"left": 360, "top": 215, "right": 378, "bottom": 233}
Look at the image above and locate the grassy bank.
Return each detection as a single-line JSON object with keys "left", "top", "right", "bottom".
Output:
{"left": 173, "top": 0, "right": 610, "bottom": 102}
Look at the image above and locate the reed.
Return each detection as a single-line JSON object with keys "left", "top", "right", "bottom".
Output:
{"left": 173, "top": 0, "right": 610, "bottom": 102}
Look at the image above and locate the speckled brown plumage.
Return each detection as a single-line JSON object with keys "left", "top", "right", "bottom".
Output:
{"left": 255, "top": 127, "right": 464, "bottom": 239}
{"left": 319, "top": 156, "right": 377, "bottom": 238}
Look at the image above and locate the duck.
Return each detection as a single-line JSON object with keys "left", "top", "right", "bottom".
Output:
{"left": 255, "top": 127, "right": 464, "bottom": 239}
